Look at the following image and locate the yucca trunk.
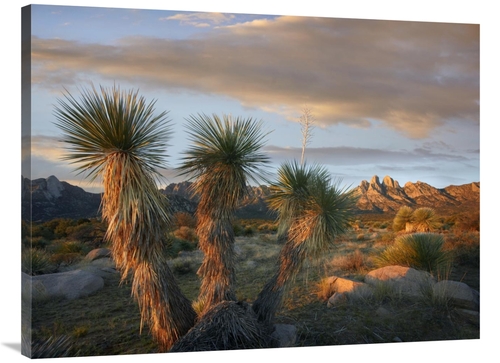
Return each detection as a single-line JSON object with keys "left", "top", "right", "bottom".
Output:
{"left": 195, "top": 201, "right": 237, "bottom": 314}
{"left": 178, "top": 114, "right": 270, "bottom": 315}
{"left": 102, "top": 154, "right": 196, "bottom": 351}
{"left": 252, "top": 234, "right": 305, "bottom": 325}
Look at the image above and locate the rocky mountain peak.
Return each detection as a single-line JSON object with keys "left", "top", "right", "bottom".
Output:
{"left": 382, "top": 175, "right": 399, "bottom": 189}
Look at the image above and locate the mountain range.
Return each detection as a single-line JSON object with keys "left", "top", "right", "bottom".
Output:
{"left": 21, "top": 175, "right": 479, "bottom": 222}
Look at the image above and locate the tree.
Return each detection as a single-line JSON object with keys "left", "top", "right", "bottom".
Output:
{"left": 54, "top": 85, "right": 196, "bottom": 351}
{"left": 252, "top": 160, "right": 357, "bottom": 324}
{"left": 177, "top": 113, "right": 270, "bottom": 315}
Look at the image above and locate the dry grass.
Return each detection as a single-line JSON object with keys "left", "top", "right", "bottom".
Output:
{"left": 28, "top": 224, "right": 479, "bottom": 356}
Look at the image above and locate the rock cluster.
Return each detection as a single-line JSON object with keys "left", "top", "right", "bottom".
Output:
{"left": 324, "top": 265, "right": 479, "bottom": 314}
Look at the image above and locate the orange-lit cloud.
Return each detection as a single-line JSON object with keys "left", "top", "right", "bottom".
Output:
{"left": 31, "top": 15, "right": 479, "bottom": 139}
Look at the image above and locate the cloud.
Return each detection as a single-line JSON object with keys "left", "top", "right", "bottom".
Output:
{"left": 264, "top": 144, "right": 470, "bottom": 166}
{"left": 161, "top": 12, "right": 235, "bottom": 27}
{"left": 31, "top": 15, "right": 479, "bottom": 139}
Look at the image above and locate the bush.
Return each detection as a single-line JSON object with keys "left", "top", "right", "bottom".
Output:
{"left": 453, "top": 212, "right": 480, "bottom": 232}
{"left": 166, "top": 237, "right": 197, "bottom": 258}
{"left": 243, "top": 226, "right": 255, "bottom": 237}
{"left": 172, "top": 258, "right": 195, "bottom": 275}
{"left": 50, "top": 240, "right": 88, "bottom": 255}
{"left": 374, "top": 232, "right": 396, "bottom": 246}
{"left": 375, "top": 233, "right": 451, "bottom": 276}
{"left": 51, "top": 253, "right": 83, "bottom": 268}
{"left": 233, "top": 223, "right": 244, "bottom": 237}
{"left": 412, "top": 207, "right": 440, "bottom": 232}
{"left": 443, "top": 231, "right": 479, "bottom": 267}
{"left": 392, "top": 206, "right": 414, "bottom": 232}
{"left": 173, "top": 212, "right": 197, "bottom": 229}
{"left": 332, "top": 249, "right": 366, "bottom": 273}
{"left": 173, "top": 226, "right": 198, "bottom": 242}
{"left": 22, "top": 248, "right": 56, "bottom": 276}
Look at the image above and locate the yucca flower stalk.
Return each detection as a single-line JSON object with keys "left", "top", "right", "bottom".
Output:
{"left": 54, "top": 84, "right": 196, "bottom": 351}
{"left": 253, "top": 161, "right": 357, "bottom": 324}
{"left": 178, "top": 113, "right": 270, "bottom": 314}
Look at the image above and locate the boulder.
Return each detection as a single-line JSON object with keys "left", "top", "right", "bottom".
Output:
{"left": 365, "top": 265, "right": 435, "bottom": 297}
{"left": 22, "top": 270, "right": 104, "bottom": 302}
{"left": 432, "top": 280, "right": 479, "bottom": 311}
{"left": 271, "top": 324, "right": 296, "bottom": 347}
{"left": 324, "top": 276, "right": 365, "bottom": 294}
{"left": 85, "top": 248, "right": 111, "bottom": 261}
{"left": 327, "top": 292, "right": 348, "bottom": 308}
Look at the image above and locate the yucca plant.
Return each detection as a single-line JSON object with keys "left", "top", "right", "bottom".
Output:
{"left": 393, "top": 206, "right": 414, "bottom": 232}
{"left": 177, "top": 113, "right": 270, "bottom": 314}
{"left": 375, "top": 233, "right": 451, "bottom": 276}
{"left": 54, "top": 84, "right": 196, "bottom": 351}
{"left": 412, "top": 207, "right": 440, "bottom": 232}
{"left": 252, "top": 161, "right": 357, "bottom": 324}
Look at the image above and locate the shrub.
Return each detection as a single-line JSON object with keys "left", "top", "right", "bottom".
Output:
{"left": 392, "top": 206, "right": 414, "bottom": 232}
{"left": 443, "top": 231, "right": 479, "bottom": 267}
{"left": 375, "top": 233, "right": 451, "bottom": 276}
{"left": 50, "top": 240, "right": 88, "bottom": 255}
{"left": 165, "top": 237, "right": 197, "bottom": 258}
{"left": 412, "top": 207, "right": 440, "bottom": 232}
{"left": 172, "top": 258, "right": 195, "bottom": 275}
{"left": 233, "top": 223, "right": 244, "bottom": 237}
{"left": 22, "top": 248, "right": 56, "bottom": 276}
{"left": 453, "top": 212, "right": 480, "bottom": 232}
{"left": 334, "top": 249, "right": 366, "bottom": 272}
{"left": 374, "top": 231, "right": 396, "bottom": 246}
{"left": 173, "top": 212, "right": 197, "bottom": 229}
{"left": 173, "top": 226, "right": 198, "bottom": 242}
{"left": 243, "top": 226, "right": 255, "bottom": 236}
{"left": 51, "top": 253, "right": 83, "bottom": 268}
{"left": 27, "top": 335, "right": 75, "bottom": 358}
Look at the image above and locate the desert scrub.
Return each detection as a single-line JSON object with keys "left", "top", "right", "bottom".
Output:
{"left": 375, "top": 233, "right": 451, "bottom": 276}
{"left": 173, "top": 226, "right": 198, "bottom": 243}
{"left": 22, "top": 248, "right": 56, "bottom": 276}
{"left": 392, "top": 206, "right": 414, "bottom": 232}
{"left": 443, "top": 231, "right": 479, "bottom": 267}
{"left": 329, "top": 249, "right": 367, "bottom": 273}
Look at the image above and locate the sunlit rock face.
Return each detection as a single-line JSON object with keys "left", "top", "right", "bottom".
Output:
{"left": 22, "top": 174, "right": 480, "bottom": 221}
{"left": 354, "top": 175, "right": 479, "bottom": 214}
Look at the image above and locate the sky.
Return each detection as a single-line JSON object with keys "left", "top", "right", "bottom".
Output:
{"left": 23, "top": 2, "right": 481, "bottom": 194}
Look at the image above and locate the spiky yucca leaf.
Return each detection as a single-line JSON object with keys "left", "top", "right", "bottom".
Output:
{"left": 178, "top": 113, "right": 270, "bottom": 216}
{"left": 54, "top": 85, "right": 196, "bottom": 351}
{"left": 54, "top": 84, "right": 171, "bottom": 182}
{"left": 178, "top": 113, "right": 270, "bottom": 314}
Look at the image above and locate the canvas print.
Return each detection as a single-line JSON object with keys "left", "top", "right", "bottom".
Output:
{"left": 21, "top": 4, "right": 480, "bottom": 359}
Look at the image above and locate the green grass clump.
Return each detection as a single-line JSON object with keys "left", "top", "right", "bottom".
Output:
{"left": 375, "top": 233, "right": 451, "bottom": 276}
{"left": 22, "top": 248, "right": 56, "bottom": 276}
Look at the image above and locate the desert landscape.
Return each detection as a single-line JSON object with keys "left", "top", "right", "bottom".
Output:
{"left": 22, "top": 174, "right": 479, "bottom": 357}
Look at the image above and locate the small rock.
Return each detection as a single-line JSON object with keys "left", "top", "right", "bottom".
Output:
{"left": 85, "top": 248, "right": 111, "bottom": 261}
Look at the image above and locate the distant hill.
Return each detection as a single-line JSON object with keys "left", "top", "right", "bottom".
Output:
{"left": 22, "top": 175, "right": 479, "bottom": 222}
{"left": 353, "top": 175, "right": 480, "bottom": 215}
